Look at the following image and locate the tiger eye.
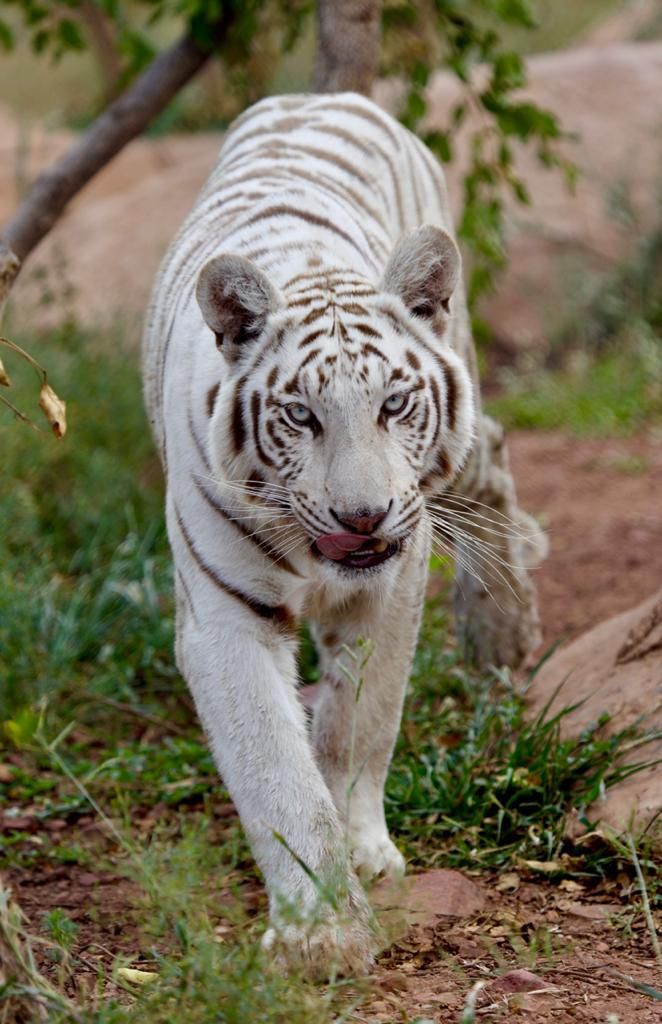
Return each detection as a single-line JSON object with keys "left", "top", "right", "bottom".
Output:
{"left": 382, "top": 393, "right": 409, "bottom": 416}
{"left": 286, "top": 403, "right": 314, "bottom": 426}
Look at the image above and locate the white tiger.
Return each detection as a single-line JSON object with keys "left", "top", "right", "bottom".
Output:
{"left": 143, "top": 92, "right": 543, "bottom": 976}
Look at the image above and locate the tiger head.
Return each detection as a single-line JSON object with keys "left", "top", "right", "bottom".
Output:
{"left": 197, "top": 226, "right": 476, "bottom": 581}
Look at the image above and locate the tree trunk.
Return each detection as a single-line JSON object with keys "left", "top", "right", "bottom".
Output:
{"left": 0, "top": 18, "right": 230, "bottom": 315}
{"left": 78, "top": 1, "right": 123, "bottom": 103}
{"left": 314, "top": 0, "right": 381, "bottom": 95}
{"left": 0, "top": 1, "right": 384, "bottom": 319}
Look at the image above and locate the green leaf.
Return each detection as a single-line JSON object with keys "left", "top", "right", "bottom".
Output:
{"left": 406, "top": 88, "right": 426, "bottom": 126}
{"left": 424, "top": 130, "right": 453, "bottom": 164}
{"left": 411, "top": 61, "right": 429, "bottom": 88}
{"left": 494, "top": 0, "right": 538, "bottom": 28}
{"left": 0, "top": 19, "right": 13, "bottom": 51}
{"left": 56, "top": 18, "right": 85, "bottom": 53}
{"left": 31, "top": 28, "right": 50, "bottom": 55}
{"left": 491, "top": 51, "right": 525, "bottom": 92}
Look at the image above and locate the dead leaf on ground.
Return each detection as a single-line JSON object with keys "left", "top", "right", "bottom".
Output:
{"left": 116, "top": 967, "right": 158, "bottom": 986}
{"left": 496, "top": 871, "right": 520, "bottom": 892}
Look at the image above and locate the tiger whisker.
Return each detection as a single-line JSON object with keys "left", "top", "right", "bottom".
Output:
{"left": 220, "top": 526, "right": 301, "bottom": 557}
{"left": 430, "top": 526, "right": 519, "bottom": 604}
{"left": 203, "top": 472, "right": 290, "bottom": 491}
{"left": 273, "top": 536, "right": 307, "bottom": 564}
{"left": 429, "top": 516, "right": 533, "bottom": 574}
{"left": 429, "top": 533, "right": 506, "bottom": 613}
{"left": 426, "top": 513, "right": 534, "bottom": 560}
{"left": 426, "top": 506, "right": 539, "bottom": 545}
{"left": 421, "top": 504, "right": 518, "bottom": 607}
{"left": 430, "top": 492, "right": 538, "bottom": 536}
{"left": 427, "top": 505, "right": 538, "bottom": 543}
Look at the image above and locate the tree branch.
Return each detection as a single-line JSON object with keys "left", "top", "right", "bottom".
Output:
{"left": 0, "top": 19, "right": 229, "bottom": 312}
{"left": 314, "top": 0, "right": 381, "bottom": 95}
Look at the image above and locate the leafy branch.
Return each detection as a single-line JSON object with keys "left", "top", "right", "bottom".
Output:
{"left": 382, "top": 0, "right": 577, "bottom": 304}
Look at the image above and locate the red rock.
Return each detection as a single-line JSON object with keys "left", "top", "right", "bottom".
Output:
{"left": 78, "top": 872, "right": 99, "bottom": 887}
{"left": 486, "top": 969, "right": 548, "bottom": 996}
{"left": 406, "top": 869, "right": 486, "bottom": 920}
{"left": 0, "top": 814, "right": 35, "bottom": 833}
{"left": 526, "top": 590, "right": 662, "bottom": 833}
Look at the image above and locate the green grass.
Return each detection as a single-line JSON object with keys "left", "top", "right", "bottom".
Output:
{"left": 390, "top": 646, "right": 657, "bottom": 872}
{"left": 1, "top": 321, "right": 659, "bottom": 1022}
{"left": 487, "top": 338, "right": 662, "bottom": 434}
{"left": 0, "top": 321, "right": 173, "bottom": 723}
{"left": 487, "top": 216, "right": 662, "bottom": 434}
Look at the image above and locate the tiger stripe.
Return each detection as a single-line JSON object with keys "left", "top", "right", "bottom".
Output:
{"left": 193, "top": 474, "right": 300, "bottom": 576}
{"left": 175, "top": 506, "right": 297, "bottom": 634}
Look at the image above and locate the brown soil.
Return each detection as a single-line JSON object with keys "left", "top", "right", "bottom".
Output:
{"left": 3, "top": 430, "right": 661, "bottom": 1021}
{"left": 509, "top": 430, "right": 662, "bottom": 649}
{"left": 5, "top": 861, "right": 661, "bottom": 1022}
{"left": 368, "top": 871, "right": 661, "bottom": 1023}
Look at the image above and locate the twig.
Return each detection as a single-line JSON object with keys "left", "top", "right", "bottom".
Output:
{"left": 0, "top": 12, "right": 232, "bottom": 310}
{"left": 83, "top": 695, "right": 189, "bottom": 737}
{"left": 626, "top": 833, "right": 662, "bottom": 971}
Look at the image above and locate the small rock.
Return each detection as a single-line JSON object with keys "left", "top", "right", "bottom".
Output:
{"left": 558, "top": 899, "right": 620, "bottom": 920}
{"left": 44, "top": 818, "right": 68, "bottom": 832}
{"left": 485, "top": 969, "right": 549, "bottom": 996}
{"left": 78, "top": 872, "right": 99, "bottom": 887}
{"left": 0, "top": 814, "right": 35, "bottom": 833}
{"left": 373, "top": 869, "right": 485, "bottom": 940}
{"left": 378, "top": 970, "right": 410, "bottom": 993}
{"left": 405, "top": 869, "right": 486, "bottom": 921}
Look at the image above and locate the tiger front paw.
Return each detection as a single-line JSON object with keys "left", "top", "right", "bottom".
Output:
{"left": 262, "top": 914, "right": 375, "bottom": 979}
{"left": 350, "top": 825, "right": 406, "bottom": 883}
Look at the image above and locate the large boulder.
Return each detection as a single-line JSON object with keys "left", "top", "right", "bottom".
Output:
{"left": 421, "top": 42, "right": 662, "bottom": 354}
{"left": 1, "top": 118, "right": 219, "bottom": 329}
{"left": 526, "top": 590, "right": 662, "bottom": 834}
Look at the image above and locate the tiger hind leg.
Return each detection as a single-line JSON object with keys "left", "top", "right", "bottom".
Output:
{"left": 447, "top": 413, "right": 546, "bottom": 669}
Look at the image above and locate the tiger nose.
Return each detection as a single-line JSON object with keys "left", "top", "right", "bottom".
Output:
{"left": 331, "top": 504, "right": 390, "bottom": 535}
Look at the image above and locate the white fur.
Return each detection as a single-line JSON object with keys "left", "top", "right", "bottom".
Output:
{"left": 143, "top": 92, "right": 540, "bottom": 976}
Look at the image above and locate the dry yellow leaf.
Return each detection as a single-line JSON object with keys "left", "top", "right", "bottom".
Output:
{"left": 0, "top": 356, "right": 10, "bottom": 387}
{"left": 495, "top": 871, "right": 520, "bottom": 893}
{"left": 116, "top": 967, "right": 158, "bottom": 985}
{"left": 39, "top": 382, "right": 67, "bottom": 439}
{"left": 518, "top": 858, "right": 563, "bottom": 874}
{"left": 559, "top": 878, "right": 585, "bottom": 894}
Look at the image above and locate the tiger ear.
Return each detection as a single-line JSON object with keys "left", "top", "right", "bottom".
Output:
{"left": 196, "top": 254, "right": 283, "bottom": 361}
{"left": 381, "top": 225, "right": 461, "bottom": 320}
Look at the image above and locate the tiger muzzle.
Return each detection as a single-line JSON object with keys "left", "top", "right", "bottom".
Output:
{"left": 313, "top": 532, "right": 401, "bottom": 570}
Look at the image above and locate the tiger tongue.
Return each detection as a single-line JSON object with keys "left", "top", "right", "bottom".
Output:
{"left": 315, "top": 532, "right": 371, "bottom": 561}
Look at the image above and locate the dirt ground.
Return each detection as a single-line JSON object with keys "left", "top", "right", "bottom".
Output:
{"left": 3, "top": 429, "right": 661, "bottom": 1021}
{"left": 509, "top": 430, "right": 662, "bottom": 650}
{"left": 5, "top": 855, "right": 661, "bottom": 1022}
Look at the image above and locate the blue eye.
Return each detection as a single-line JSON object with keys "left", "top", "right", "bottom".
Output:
{"left": 382, "top": 393, "right": 408, "bottom": 416}
{"left": 285, "top": 403, "right": 314, "bottom": 426}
